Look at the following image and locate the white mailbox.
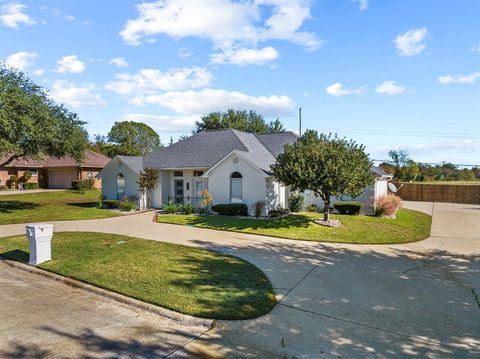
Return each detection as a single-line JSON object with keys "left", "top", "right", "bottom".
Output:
{"left": 26, "top": 223, "right": 54, "bottom": 266}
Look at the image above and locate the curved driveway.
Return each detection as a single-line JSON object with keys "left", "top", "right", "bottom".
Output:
{"left": 1, "top": 202, "right": 479, "bottom": 358}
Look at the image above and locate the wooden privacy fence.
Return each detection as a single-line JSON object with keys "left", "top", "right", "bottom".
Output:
{"left": 395, "top": 182, "right": 480, "bottom": 204}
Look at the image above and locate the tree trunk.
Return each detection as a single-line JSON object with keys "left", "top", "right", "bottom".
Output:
{"left": 0, "top": 154, "right": 20, "bottom": 167}
{"left": 323, "top": 199, "right": 330, "bottom": 221}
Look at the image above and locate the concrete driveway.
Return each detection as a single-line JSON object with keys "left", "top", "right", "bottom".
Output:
{"left": 1, "top": 202, "right": 479, "bottom": 358}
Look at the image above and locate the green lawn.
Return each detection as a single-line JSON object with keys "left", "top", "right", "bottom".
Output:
{"left": 0, "top": 232, "right": 275, "bottom": 320}
{"left": 157, "top": 209, "right": 431, "bottom": 244}
{"left": 409, "top": 181, "right": 480, "bottom": 185}
{"left": 0, "top": 190, "right": 120, "bottom": 225}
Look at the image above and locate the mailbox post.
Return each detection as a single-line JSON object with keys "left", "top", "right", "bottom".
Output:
{"left": 26, "top": 224, "right": 54, "bottom": 266}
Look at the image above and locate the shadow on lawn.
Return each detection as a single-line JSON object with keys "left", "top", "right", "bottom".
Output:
{"left": 66, "top": 202, "right": 98, "bottom": 209}
{"left": 0, "top": 249, "right": 29, "bottom": 263}
{"left": 167, "top": 251, "right": 277, "bottom": 320}
{"left": 0, "top": 201, "right": 39, "bottom": 214}
{"left": 182, "top": 213, "right": 313, "bottom": 231}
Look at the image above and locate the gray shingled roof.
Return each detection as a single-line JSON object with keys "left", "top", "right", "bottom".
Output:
{"left": 117, "top": 155, "right": 143, "bottom": 174}
{"left": 143, "top": 129, "right": 295, "bottom": 173}
{"left": 371, "top": 166, "right": 392, "bottom": 177}
{"left": 255, "top": 132, "right": 298, "bottom": 157}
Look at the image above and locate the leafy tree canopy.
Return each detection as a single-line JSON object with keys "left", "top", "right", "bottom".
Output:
{"left": 0, "top": 65, "right": 89, "bottom": 166}
{"left": 271, "top": 130, "right": 373, "bottom": 221}
{"left": 195, "top": 109, "right": 285, "bottom": 134}
{"left": 106, "top": 121, "right": 162, "bottom": 157}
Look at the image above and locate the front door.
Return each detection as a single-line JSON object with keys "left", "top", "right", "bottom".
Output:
{"left": 174, "top": 180, "right": 184, "bottom": 204}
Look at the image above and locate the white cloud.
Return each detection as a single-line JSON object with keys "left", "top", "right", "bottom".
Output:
{"left": 49, "top": 80, "right": 107, "bottom": 108}
{"left": 105, "top": 66, "right": 212, "bottom": 95}
{"left": 120, "top": 0, "right": 320, "bottom": 51}
{"left": 375, "top": 80, "right": 409, "bottom": 95}
{"left": 469, "top": 43, "right": 480, "bottom": 53}
{"left": 130, "top": 88, "right": 295, "bottom": 116}
{"left": 325, "top": 82, "right": 365, "bottom": 96}
{"left": 178, "top": 47, "right": 192, "bottom": 58}
{"left": 394, "top": 28, "right": 427, "bottom": 57}
{"left": 438, "top": 72, "right": 480, "bottom": 84}
{"left": 124, "top": 113, "right": 198, "bottom": 133}
{"left": 5, "top": 51, "right": 37, "bottom": 70}
{"left": 33, "top": 69, "right": 44, "bottom": 76}
{"left": 371, "top": 140, "right": 480, "bottom": 157}
{"left": 109, "top": 57, "right": 128, "bottom": 68}
{"left": 52, "top": 8, "right": 75, "bottom": 21}
{"left": 211, "top": 46, "right": 279, "bottom": 65}
{"left": 55, "top": 55, "right": 86, "bottom": 74}
{"left": 353, "top": 0, "right": 369, "bottom": 11}
{"left": 0, "top": 3, "right": 36, "bottom": 28}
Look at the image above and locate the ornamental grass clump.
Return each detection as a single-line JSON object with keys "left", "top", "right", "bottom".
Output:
{"left": 375, "top": 194, "right": 402, "bottom": 218}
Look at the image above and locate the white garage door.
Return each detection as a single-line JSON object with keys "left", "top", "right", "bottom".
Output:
{"left": 48, "top": 169, "right": 78, "bottom": 189}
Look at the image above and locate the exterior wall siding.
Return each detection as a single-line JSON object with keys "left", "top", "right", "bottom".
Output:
{"left": 100, "top": 159, "right": 140, "bottom": 200}
{"left": 207, "top": 154, "right": 267, "bottom": 215}
{"left": 302, "top": 179, "right": 388, "bottom": 215}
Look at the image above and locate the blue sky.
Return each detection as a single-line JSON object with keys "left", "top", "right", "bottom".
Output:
{"left": 1, "top": 0, "right": 479, "bottom": 165}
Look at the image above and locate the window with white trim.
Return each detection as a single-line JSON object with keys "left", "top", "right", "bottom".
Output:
{"left": 230, "top": 172, "right": 243, "bottom": 203}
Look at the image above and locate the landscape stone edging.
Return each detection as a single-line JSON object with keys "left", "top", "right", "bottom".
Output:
{"left": 1, "top": 257, "right": 214, "bottom": 330}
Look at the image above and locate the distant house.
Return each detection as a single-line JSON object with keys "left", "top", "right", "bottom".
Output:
{"left": 100, "top": 129, "right": 391, "bottom": 215}
{"left": 0, "top": 150, "right": 110, "bottom": 189}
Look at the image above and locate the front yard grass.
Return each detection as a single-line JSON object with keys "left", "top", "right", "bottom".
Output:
{"left": 157, "top": 209, "right": 431, "bottom": 244}
{"left": 0, "top": 232, "right": 275, "bottom": 320}
{"left": 0, "top": 190, "right": 120, "bottom": 225}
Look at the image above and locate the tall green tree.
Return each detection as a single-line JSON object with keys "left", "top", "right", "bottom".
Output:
{"left": 388, "top": 149, "right": 410, "bottom": 178}
{"left": 0, "top": 65, "right": 88, "bottom": 166}
{"left": 107, "top": 121, "right": 162, "bottom": 157}
{"left": 195, "top": 109, "right": 286, "bottom": 134}
{"left": 271, "top": 130, "right": 373, "bottom": 221}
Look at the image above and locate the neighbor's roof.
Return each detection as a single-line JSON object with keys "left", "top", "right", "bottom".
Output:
{"left": 143, "top": 129, "right": 296, "bottom": 173}
{"left": 371, "top": 166, "right": 392, "bottom": 177}
{"left": 1, "top": 150, "right": 111, "bottom": 168}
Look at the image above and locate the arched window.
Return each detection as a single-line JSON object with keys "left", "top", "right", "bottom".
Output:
{"left": 117, "top": 173, "right": 125, "bottom": 199}
{"left": 230, "top": 172, "right": 242, "bottom": 203}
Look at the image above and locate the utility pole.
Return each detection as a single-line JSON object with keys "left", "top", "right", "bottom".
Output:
{"left": 298, "top": 107, "right": 302, "bottom": 136}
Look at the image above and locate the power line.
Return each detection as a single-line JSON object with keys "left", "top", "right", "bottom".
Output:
{"left": 373, "top": 159, "right": 480, "bottom": 167}
{"left": 338, "top": 129, "right": 480, "bottom": 139}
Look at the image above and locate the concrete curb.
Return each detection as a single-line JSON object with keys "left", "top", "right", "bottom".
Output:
{"left": 1, "top": 258, "right": 214, "bottom": 330}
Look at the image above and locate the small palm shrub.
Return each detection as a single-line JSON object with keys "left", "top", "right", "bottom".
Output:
{"left": 119, "top": 196, "right": 137, "bottom": 211}
{"left": 180, "top": 202, "right": 195, "bottom": 214}
{"left": 375, "top": 195, "right": 402, "bottom": 218}
{"left": 162, "top": 201, "right": 178, "bottom": 214}
{"left": 288, "top": 193, "right": 304, "bottom": 212}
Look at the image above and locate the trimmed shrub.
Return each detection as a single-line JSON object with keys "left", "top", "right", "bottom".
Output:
{"left": 8, "top": 175, "right": 17, "bottom": 189}
{"left": 375, "top": 195, "right": 402, "bottom": 218}
{"left": 22, "top": 171, "right": 32, "bottom": 183}
{"left": 180, "top": 202, "right": 195, "bottom": 214}
{"left": 72, "top": 178, "right": 95, "bottom": 191}
{"left": 211, "top": 203, "right": 248, "bottom": 216}
{"left": 288, "top": 193, "right": 304, "bottom": 212}
{"left": 103, "top": 200, "right": 119, "bottom": 209}
{"left": 118, "top": 196, "right": 137, "bottom": 211}
{"left": 253, "top": 201, "right": 265, "bottom": 218}
{"left": 333, "top": 201, "right": 363, "bottom": 215}
{"left": 268, "top": 207, "right": 290, "bottom": 218}
{"left": 23, "top": 182, "right": 39, "bottom": 190}
{"left": 162, "top": 201, "right": 178, "bottom": 214}
{"left": 306, "top": 204, "right": 319, "bottom": 212}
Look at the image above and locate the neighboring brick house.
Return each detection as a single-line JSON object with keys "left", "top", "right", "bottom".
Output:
{"left": 0, "top": 151, "right": 110, "bottom": 189}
